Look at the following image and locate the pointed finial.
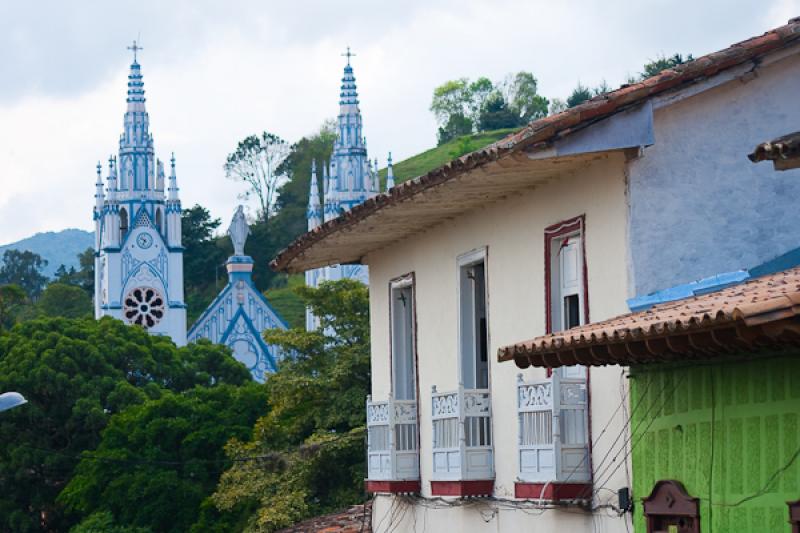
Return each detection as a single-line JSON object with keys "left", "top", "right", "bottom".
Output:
{"left": 170, "top": 152, "right": 176, "bottom": 170}
{"left": 341, "top": 46, "right": 356, "bottom": 65}
{"left": 127, "top": 40, "right": 143, "bottom": 62}
{"left": 386, "top": 152, "right": 395, "bottom": 191}
{"left": 96, "top": 161, "right": 103, "bottom": 181}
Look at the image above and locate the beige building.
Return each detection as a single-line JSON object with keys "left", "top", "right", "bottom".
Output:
{"left": 272, "top": 19, "right": 800, "bottom": 533}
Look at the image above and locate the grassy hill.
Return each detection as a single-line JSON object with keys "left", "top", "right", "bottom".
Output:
{"left": 264, "top": 274, "right": 306, "bottom": 329}
{"left": 0, "top": 229, "right": 93, "bottom": 278}
{"left": 379, "top": 128, "right": 517, "bottom": 185}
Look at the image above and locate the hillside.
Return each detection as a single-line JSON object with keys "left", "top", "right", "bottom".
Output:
{"left": 264, "top": 274, "right": 306, "bottom": 329}
{"left": 379, "top": 128, "right": 517, "bottom": 184}
{"left": 0, "top": 229, "right": 93, "bottom": 277}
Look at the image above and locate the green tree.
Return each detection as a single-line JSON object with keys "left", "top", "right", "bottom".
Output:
{"left": 640, "top": 53, "right": 693, "bottom": 79}
{"left": 59, "top": 384, "right": 267, "bottom": 533}
{"left": 211, "top": 280, "right": 370, "bottom": 531}
{"left": 566, "top": 82, "right": 593, "bottom": 108}
{"left": 0, "top": 249, "right": 48, "bottom": 299}
{"left": 181, "top": 205, "right": 229, "bottom": 322}
{"left": 37, "top": 282, "right": 92, "bottom": 318}
{"left": 0, "top": 284, "right": 27, "bottom": 330}
{"left": 431, "top": 78, "right": 474, "bottom": 145}
{"left": 224, "top": 132, "right": 290, "bottom": 222}
{"left": 437, "top": 113, "right": 474, "bottom": 145}
{"left": 0, "top": 317, "right": 250, "bottom": 532}
{"left": 504, "top": 71, "right": 549, "bottom": 123}
{"left": 478, "top": 91, "right": 520, "bottom": 131}
{"left": 54, "top": 247, "right": 95, "bottom": 295}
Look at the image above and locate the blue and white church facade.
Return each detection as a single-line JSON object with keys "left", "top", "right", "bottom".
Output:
{"left": 188, "top": 206, "right": 287, "bottom": 382}
{"left": 305, "top": 51, "right": 396, "bottom": 330}
{"left": 94, "top": 46, "right": 187, "bottom": 345}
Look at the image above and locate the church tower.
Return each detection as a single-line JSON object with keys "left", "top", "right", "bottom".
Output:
{"left": 305, "top": 49, "right": 393, "bottom": 330}
{"left": 94, "top": 43, "right": 187, "bottom": 345}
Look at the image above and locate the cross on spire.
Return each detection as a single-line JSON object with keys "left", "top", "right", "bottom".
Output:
{"left": 127, "top": 40, "right": 143, "bottom": 62}
{"left": 341, "top": 46, "right": 355, "bottom": 65}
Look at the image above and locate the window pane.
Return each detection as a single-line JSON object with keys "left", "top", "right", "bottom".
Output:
{"left": 564, "top": 294, "right": 580, "bottom": 329}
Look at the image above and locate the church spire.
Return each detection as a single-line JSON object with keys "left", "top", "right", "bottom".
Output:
{"left": 386, "top": 152, "right": 396, "bottom": 191}
{"left": 95, "top": 162, "right": 105, "bottom": 212}
{"left": 308, "top": 160, "right": 322, "bottom": 230}
{"left": 119, "top": 41, "right": 155, "bottom": 192}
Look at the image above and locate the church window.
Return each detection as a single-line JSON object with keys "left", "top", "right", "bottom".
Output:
{"left": 390, "top": 275, "right": 416, "bottom": 401}
{"left": 156, "top": 208, "right": 163, "bottom": 235}
{"left": 123, "top": 286, "right": 165, "bottom": 329}
{"left": 120, "top": 208, "right": 129, "bottom": 239}
{"left": 458, "top": 248, "right": 489, "bottom": 390}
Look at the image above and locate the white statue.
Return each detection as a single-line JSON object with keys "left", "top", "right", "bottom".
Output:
{"left": 228, "top": 205, "right": 250, "bottom": 256}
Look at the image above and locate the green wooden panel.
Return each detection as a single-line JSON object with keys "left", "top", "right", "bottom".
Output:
{"left": 630, "top": 355, "right": 800, "bottom": 533}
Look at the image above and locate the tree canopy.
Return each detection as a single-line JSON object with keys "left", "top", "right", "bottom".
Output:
{"left": 0, "top": 317, "right": 250, "bottom": 532}
{"left": 430, "top": 72, "right": 548, "bottom": 144}
{"left": 211, "top": 279, "right": 370, "bottom": 531}
{"left": 0, "top": 249, "right": 48, "bottom": 299}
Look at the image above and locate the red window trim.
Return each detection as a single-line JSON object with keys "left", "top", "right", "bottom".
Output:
{"left": 366, "top": 480, "right": 421, "bottom": 494}
{"left": 430, "top": 480, "right": 494, "bottom": 497}
{"left": 542, "top": 215, "right": 594, "bottom": 489}
{"left": 544, "top": 214, "right": 589, "bottom": 334}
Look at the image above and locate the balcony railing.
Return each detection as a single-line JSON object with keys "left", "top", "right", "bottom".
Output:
{"left": 431, "top": 385, "right": 493, "bottom": 480}
{"left": 517, "top": 371, "right": 590, "bottom": 483}
{"left": 366, "top": 395, "right": 419, "bottom": 481}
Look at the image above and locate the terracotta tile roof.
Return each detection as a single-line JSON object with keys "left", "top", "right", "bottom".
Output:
{"left": 498, "top": 267, "right": 800, "bottom": 368}
{"left": 749, "top": 131, "right": 800, "bottom": 170}
{"left": 277, "top": 502, "right": 371, "bottom": 533}
{"left": 271, "top": 19, "right": 800, "bottom": 273}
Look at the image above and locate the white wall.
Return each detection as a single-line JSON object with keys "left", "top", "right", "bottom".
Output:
{"left": 366, "top": 153, "right": 633, "bottom": 532}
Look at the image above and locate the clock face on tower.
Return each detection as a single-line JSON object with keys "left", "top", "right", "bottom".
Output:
{"left": 136, "top": 232, "right": 153, "bottom": 249}
{"left": 123, "top": 286, "right": 165, "bottom": 329}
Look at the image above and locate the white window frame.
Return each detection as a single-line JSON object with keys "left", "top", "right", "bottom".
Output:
{"left": 457, "top": 247, "right": 490, "bottom": 390}
{"left": 390, "top": 274, "right": 416, "bottom": 401}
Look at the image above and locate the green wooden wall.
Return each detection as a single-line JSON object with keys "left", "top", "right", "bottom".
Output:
{"left": 630, "top": 354, "right": 800, "bottom": 532}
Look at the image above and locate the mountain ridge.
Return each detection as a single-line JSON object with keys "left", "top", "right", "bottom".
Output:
{"left": 0, "top": 229, "right": 93, "bottom": 278}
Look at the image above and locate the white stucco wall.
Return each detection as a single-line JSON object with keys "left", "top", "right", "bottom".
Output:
{"left": 628, "top": 49, "right": 800, "bottom": 296}
{"left": 366, "top": 154, "right": 633, "bottom": 532}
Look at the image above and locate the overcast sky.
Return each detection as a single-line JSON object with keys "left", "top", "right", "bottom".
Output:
{"left": 0, "top": 0, "right": 797, "bottom": 244}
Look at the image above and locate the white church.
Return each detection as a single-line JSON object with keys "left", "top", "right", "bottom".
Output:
{"left": 93, "top": 45, "right": 387, "bottom": 373}
{"left": 304, "top": 50, "right": 395, "bottom": 330}
{"left": 93, "top": 46, "right": 286, "bottom": 380}
{"left": 93, "top": 45, "right": 187, "bottom": 345}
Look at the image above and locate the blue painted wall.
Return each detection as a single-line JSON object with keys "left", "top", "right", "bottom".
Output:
{"left": 627, "top": 53, "right": 800, "bottom": 297}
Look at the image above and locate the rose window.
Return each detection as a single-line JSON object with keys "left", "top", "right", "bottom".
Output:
{"left": 123, "top": 287, "right": 165, "bottom": 329}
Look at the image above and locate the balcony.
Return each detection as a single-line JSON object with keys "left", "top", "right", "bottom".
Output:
{"left": 366, "top": 395, "right": 420, "bottom": 493}
{"left": 515, "top": 370, "right": 591, "bottom": 500}
{"left": 430, "top": 385, "right": 494, "bottom": 496}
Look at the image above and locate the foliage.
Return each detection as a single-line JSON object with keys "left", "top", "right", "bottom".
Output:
{"left": 59, "top": 384, "right": 267, "bottom": 533}
{"left": 54, "top": 247, "right": 95, "bottom": 295}
{"left": 640, "top": 53, "right": 693, "bottom": 79}
{"left": 224, "top": 132, "right": 291, "bottom": 222}
{"left": 211, "top": 280, "right": 370, "bottom": 531}
{"left": 70, "top": 511, "right": 151, "bottom": 533}
{"left": 0, "top": 249, "right": 48, "bottom": 299}
{"left": 263, "top": 274, "right": 306, "bottom": 329}
{"left": 181, "top": 205, "right": 229, "bottom": 322}
{"left": 431, "top": 72, "right": 547, "bottom": 144}
{"left": 0, "top": 317, "right": 250, "bottom": 532}
{"left": 0, "top": 284, "right": 27, "bottom": 330}
{"left": 36, "top": 282, "right": 92, "bottom": 318}
{"left": 378, "top": 128, "right": 516, "bottom": 185}
{"left": 566, "top": 82, "right": 594, "bottom": 108}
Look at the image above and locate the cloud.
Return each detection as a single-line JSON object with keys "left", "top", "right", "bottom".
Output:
{"left": 0, "top": 0, "right": 795, "bottom": 244}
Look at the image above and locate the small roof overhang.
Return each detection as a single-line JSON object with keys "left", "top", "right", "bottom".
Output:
{"left": 498, "top": 267, "right": 800, "bottom": 368}
{"left": 749, "top": 131, "right": 800, "bottom": 170}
